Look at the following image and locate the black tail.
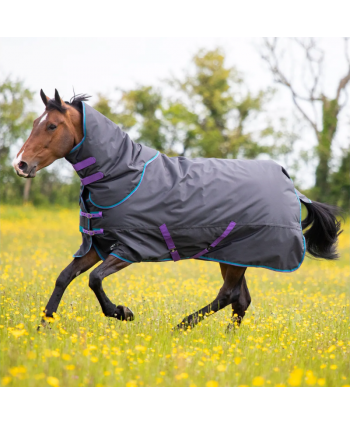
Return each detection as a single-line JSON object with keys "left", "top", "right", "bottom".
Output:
{"left": 301, "top": 201, "right": 343, "bottom": 260}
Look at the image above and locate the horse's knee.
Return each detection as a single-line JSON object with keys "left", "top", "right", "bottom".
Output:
{"left": 55, "top": 271, "right": 70, "bottom": 290}
{"left": 89, "top": 270, "right": 102, "bottom": 291}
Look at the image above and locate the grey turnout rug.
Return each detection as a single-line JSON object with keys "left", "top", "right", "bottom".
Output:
{"left": 65, "top": 103, "right": 311, "bottom": 272}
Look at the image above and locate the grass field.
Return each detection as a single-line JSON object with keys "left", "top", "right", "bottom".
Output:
{"left": 0, "top": 205, "right": 349, "bottom": 387}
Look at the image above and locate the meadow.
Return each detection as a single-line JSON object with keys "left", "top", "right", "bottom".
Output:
{"left": 0, "top": 205, "right": 349, "bottom": 387}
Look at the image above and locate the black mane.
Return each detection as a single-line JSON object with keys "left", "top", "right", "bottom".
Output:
{"left": 46, "top": 93, "right": 91, "bottom": 114}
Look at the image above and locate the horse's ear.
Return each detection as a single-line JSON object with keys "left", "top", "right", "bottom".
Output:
{"left": 40, "top": 89, "right": 49, "bottom": 106}
{"left": 54, "top": 88, "right": 63, "bottom": 105}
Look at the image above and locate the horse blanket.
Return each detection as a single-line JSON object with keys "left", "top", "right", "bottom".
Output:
{"left": 65, "top": 103, "right": 311, "bottom": 272}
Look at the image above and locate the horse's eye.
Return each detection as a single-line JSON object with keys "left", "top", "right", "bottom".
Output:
{"left": 48, "top": 124, "right": 57, "bottom": 131}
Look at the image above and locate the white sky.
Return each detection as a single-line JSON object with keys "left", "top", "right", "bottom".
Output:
{"left": 1, "top": 37, "right": 349, "bottom": 188}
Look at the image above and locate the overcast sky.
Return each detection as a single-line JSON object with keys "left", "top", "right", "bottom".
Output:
{"left": 1, "top": 37, "right": 349, "bottom": 188}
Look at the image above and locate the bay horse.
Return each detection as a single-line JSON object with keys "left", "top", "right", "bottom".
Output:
{"left": 13, "top": 89, "right": 342, "bottom": 331}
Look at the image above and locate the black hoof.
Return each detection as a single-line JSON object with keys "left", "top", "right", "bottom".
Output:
{"left": 37, "top": 319, "right": 52, "bottom": 332}
{"left": 225, "top": 318, "right": 242, "bottom": 333}
{"left": 111, "top": 305, "right": 135, "bottom": 321}
{"left": 173, "top": 320, "right": 193, "bottom": 332}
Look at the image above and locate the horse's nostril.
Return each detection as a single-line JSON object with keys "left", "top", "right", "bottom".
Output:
{"left": 18, "top": 161, "right": 28, "bottom": 172}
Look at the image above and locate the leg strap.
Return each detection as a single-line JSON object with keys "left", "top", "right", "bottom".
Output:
{"left": 191, "top": 221, "right": 236, "bottom": 259}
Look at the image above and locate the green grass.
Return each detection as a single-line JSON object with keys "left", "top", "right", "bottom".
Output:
{"left": 0, "top": 205, "right": 349, "bottom": 387}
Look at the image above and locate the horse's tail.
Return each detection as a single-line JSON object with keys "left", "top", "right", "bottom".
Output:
{"left": 301, "top": 200, "right": 343, "bottom": 260}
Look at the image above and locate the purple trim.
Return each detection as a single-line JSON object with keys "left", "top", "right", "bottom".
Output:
{"left": 159, "top": 224, "right": 176, "bottom": 249}
{"left": 159, "top": 223, "right": 181, "bottom": 262}
{"left": 192, "top": 248, "right": 209, "bottom": 259}
{"left": 170, "top": 250, "right": 181, "bottom": 261}
{"left": 191, "top": 221, "right": 236, "bottom": 259}
{"left": 80, "top": 211, "right": 103, "bottom": 219}
{"left": 81, "top": 172, "right": 104, "bottom": 186}
{"left": 211, "top": 221, "right": 236, "bottom": 247}
{"left": 73, "top": 157, "right": 96, "bottom": 171}
{"left": 81, "top": 228, "right": 104, "bottom": 236}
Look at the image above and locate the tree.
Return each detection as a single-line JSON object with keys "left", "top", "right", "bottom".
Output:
{"left": 261, "top": 38, "right": 350, "bottom": 205}
{"left": 329, "top": 148, "right": 350, "bottom": 210}
{"left": 94, "top": 86, "right": 168, "bottom": 152}
{"left": 95, "top": 49, "right": 291, "bottom": 161}
{"left": 165, "top": 48, "right": 281, "bottom": 159}
{"left": 0, "top": 77, "right": 35, "bottom": 203}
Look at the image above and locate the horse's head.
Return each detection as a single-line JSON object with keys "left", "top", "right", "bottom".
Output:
{"left": 13, "top": 89, "right": 84, "bottom": 178}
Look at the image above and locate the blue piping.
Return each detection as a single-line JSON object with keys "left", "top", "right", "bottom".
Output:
{"left": 73, "top": 236, "right": 92, "bottom": 258}
{"left": 197, "top": 239, "right": 306, "bottom": 273}
{"left": 70, "top": 102, "right": 87, "bottom": 153}
{"left": 89, "top": 151, "right": 160, "bottom": 209}
{"left": 110, "top": 252, "right": 134, "bottom": 263}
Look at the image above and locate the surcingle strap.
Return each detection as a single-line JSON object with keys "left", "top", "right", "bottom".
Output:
{"left": 191, "top": 221, "right": 236, "bottom": 259}
{"left": 159, "top": 224, "right": 181, "bottom": 262}
{"left": 81, "top": 172, "right": 104, "bottom": 186}
{"left": 79, "top": 226, "right": 104, "bottom": 236}
{"left": 80, "top": 210, "right": 103, "bottom": 219}
{"left": 73, "top": 157, "right": 96, "bottom": 171}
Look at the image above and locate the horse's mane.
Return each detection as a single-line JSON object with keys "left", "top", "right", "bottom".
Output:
{"left": 46, "top": 93, "right": 91, "bottom": 114}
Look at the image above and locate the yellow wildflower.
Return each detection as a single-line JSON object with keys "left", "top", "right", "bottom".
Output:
{"left": 217, "top": 364, "right": 226, "bottom": 372}
{"left": 206, "top": 380, "right": 219, "bottom": 387}
{"left": 47, "top": 376, "right": 59, "bottom": 387}
{"left": 288, "top": 369, "right": 303, "bottom": 387}
{"left": 252, "top": 376, "right": 265, "bottom": 386}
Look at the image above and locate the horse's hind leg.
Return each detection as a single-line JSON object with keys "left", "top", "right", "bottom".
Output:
{"left": 175, "top": 264, "right": 246, "bottom": 331}
{"left": 221, "top": 264, "right": 251, "bottom": 328}
{"left": 227, "top": 275, "right": 251, "bottom": 331}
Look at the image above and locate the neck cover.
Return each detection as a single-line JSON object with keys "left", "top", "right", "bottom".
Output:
{"left": 65, "top": 102, "right": 310, "bottom": 272}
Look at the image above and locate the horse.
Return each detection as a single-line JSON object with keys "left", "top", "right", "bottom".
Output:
{"left": 13, "top": 89, "right": 342, "bottom": 331}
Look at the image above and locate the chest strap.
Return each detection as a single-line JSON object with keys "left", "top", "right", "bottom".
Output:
{"left": 191, "top": 221, "right": 236, "bottom": 259}
{"left": 80, "top": 211, "right": 103, "bottom": 219}
{"left": 159, "top": 224, "right": 181, "bottom": 262}
{"left": 73, "top": 157, "right": 96, "bottom": 171}
{"left": 79, "top": 226, "right": 104, "bottom": 236}
{"left": 81, "top": 172, "right": 104, "bottom": 186}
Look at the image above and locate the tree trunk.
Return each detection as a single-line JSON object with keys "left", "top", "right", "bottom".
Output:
{"left": 315, "top": 97, "right": 339, "bottom": 202}
{"left": 23, "top": 178, "right": 32, "bottom": 203}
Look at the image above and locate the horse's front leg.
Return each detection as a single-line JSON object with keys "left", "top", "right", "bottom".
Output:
{"left": 88, "top": 255, "right": 133, "bottom": 321}
{"left": 39, "top": 248, "right": 101, "bottom": 329}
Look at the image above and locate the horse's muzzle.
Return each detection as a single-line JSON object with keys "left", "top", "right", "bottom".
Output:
{"left": 14, "top": 161, "right": 37, "bottom": 178}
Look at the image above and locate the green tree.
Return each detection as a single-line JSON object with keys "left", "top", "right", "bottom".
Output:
{"left": 0, "top": 77, "right": 35, "bottom": 203}
{"left": 95, "top": 49, "right": 290, "bottom": 161}
{"left": 328, "top": 149, "right": 350, "bottom": 210}
{"left": 262, "top": 38, "right": 350, "bottom": 206}
{"left": 94, "top": 86, "right": 167, "bottom": 152}
{"left": 164, "top": 48, "right": 284, "bottom": 159}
